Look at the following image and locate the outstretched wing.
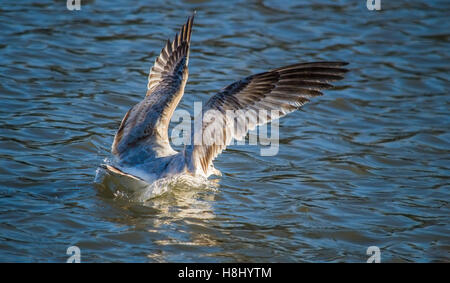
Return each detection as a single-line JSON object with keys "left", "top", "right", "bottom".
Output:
{"left": 146, "top": 13, "right": 194, "bottom": 94}
{"left": 112, "top": 14, "right": 195, "bottom": 160}
{"left": 187, "top": 62, "right": 349, "bottom": 175}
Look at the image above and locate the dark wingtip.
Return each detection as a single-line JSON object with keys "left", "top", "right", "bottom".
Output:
{"left": 331, "top": 62, "right": 349, "bottom": 73}
{"left": 327, "top": 61, "right": 349, "bottom": 67}
{"left": 321, "top": 61, "right": 349, "bottom": 67}
{"left": 340, "top": 62, "right": 350, "bottom": 74}
{"left": 185, "top": 11, "right": 195, "bottom": 42}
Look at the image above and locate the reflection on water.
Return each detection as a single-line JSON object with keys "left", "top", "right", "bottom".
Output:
{"left": 0, "top": 0, "right": 449, "bottom": 262}
{"left": 94, "top": 168, "right": 220, "bottom": 262}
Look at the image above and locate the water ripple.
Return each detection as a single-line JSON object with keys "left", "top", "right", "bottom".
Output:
{"left": 0, "top": 0, "right": 448, "bottom": 262}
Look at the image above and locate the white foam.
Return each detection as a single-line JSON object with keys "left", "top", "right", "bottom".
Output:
{"left": 94, "top": 164, "right": 218, "bottom": 202}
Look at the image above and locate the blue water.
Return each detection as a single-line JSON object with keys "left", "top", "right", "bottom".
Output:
{"left": 0, "top": 0, "right": 449, "bottom": 262}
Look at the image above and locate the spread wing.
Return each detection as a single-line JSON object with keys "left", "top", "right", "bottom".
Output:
{"left": 146, "top": 13, "right": 194, "bottom": 94}
{"left": 112, "top": 13, "right": 195, "bottom": 161}
{"left": 187, "top": 62, "right": 349, "bottom": 175}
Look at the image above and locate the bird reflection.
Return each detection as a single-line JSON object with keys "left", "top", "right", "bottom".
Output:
{"left": 94, "top": 165, "right": 220, "bottom": 262}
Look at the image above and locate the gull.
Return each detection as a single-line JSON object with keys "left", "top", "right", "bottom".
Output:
{"left": 106, "top": 13, "right": 348, "bottom": 184}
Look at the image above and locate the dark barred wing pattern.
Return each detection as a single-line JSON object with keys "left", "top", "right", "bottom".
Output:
{"left": 189, "top": 62, "right": 349, "bottom": 174}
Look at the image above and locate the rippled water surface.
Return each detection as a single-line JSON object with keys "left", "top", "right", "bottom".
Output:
{"left": 0, "top": 0, "right": 449, "bottom": 262}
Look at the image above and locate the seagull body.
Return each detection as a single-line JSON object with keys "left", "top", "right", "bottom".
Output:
{"left": 107, "top": 14, "right": 348, "bottom": 184}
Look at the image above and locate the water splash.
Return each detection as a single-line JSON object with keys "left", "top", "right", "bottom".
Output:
{"left": 94, "top": 164, "right": 218, "bottom": 202}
